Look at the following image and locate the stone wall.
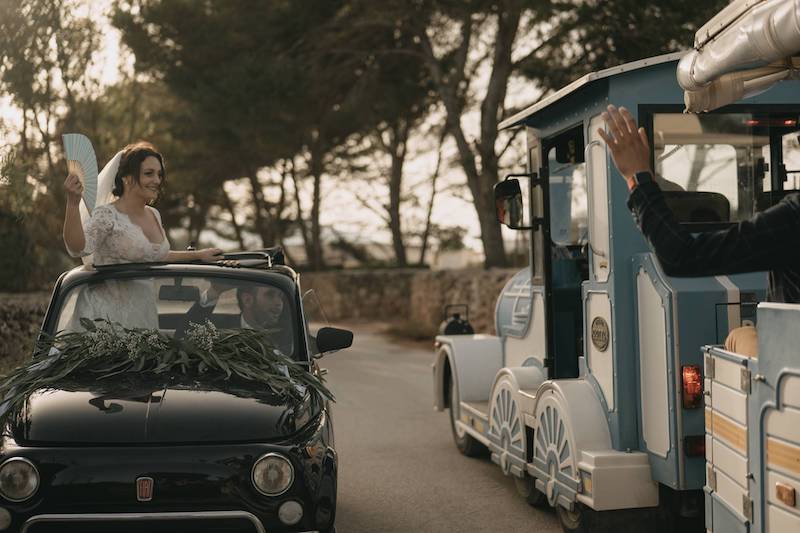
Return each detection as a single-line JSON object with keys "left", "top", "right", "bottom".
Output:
{"left": 301, "top": 268, "right": 518, "bottom": 334}
{"left": 0, "top": 291, "right": 51, "bottom": 370}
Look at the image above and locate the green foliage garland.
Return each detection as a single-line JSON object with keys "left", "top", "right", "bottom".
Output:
{"left": 0, "top": 318, "right": 334, "bottom": 422}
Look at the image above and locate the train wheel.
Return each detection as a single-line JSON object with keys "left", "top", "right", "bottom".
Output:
{"left": 514, "top": 474, "right": 547, "bottom": 507}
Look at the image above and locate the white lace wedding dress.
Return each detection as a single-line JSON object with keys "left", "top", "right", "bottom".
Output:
{"left": 65, "top": 203, "right": 170, "bottom": 331}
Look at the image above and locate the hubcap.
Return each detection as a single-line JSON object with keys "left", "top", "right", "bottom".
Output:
{"left": 534, "top": 401, "right": 575, "bottom": 508}
{"left": 489, "top": 385, "right": 524, "bottom": 470}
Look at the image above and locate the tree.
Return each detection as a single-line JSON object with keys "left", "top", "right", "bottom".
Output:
{"left": 516, "top": 0, "right": 728, "bottom": 92}
{"left": 344, "top": 0, "right": 540, "bottom": 267}
{"left": 311, "top": 7, "right": 439, "bottom": 266}
{"left": 114, "top": 0, "right": 384, "bottom": 269}
{"left": 0, "top": 0, "right": 102, "bottom": 287}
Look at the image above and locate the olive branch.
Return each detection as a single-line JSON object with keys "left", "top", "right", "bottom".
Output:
{"left": 0, "top": 318, "right": 333, "bottom": 423}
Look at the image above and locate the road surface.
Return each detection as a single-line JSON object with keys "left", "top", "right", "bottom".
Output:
{"left": 324, "top": 322, "right": 561, "bottom": 533}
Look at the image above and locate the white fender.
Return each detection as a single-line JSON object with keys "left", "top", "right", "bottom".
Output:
{"left": 432, "top": 334, "right": 504, "bottom": 411}
{"left": 530, "top": 379, "right": 658, "bottom": 511}
{"left": 529, "top": 379, "right": 612, "bottom": 509}
{"left": 491, "top": 366, "right": 546, "bottom": 417}
{"left": 533, "top": 379, "right": 612, "bottom": 453}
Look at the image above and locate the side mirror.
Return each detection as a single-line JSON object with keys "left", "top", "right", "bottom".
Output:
{"left": 315, "top": 327, "right": 353, "bottom": 355}
{"left": 494, "top": 178, "right": 526, "bottom": 229}
{"left": 159, "top": 284, "right": 200, "bottom": 301}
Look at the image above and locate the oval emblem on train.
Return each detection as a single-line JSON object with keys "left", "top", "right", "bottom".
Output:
{"left": 590, "top": 317, "right": 610, "bottom": 352}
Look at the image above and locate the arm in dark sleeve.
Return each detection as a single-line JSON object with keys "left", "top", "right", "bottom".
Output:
{"left": 174, "top": 301, "right": 215, "bottom": 338}
{"left": 627, "top": 182, "right": 800, "bottom": 277}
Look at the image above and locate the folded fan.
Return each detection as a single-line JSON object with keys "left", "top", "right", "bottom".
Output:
{"left": 62, "top": 133, "right": 99, "bottom": 212}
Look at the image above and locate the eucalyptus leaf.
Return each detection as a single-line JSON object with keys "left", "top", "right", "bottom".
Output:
{"left": 0, "top": 319, "right": 334, "bottom": 423}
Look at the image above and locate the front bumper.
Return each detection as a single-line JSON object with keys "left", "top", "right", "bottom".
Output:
{"left": 0, "top": 415, "right": 336, "bottom": 533}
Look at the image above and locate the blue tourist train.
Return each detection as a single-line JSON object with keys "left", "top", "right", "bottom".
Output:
{"left": 432, "top": 1, "right": 800, "bottom": 531}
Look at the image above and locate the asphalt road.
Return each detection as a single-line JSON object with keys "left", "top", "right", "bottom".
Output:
{"left": 323, "top": 322, "right": 561, "bottom": 533}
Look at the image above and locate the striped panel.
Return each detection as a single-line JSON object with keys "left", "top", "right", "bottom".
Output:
{"left": 767, "top": 502, "right": 800, "bottom": 532}
{"left": 711, "top": 381, "right": 748, "bottom": 425}
{"left": 765, "top": 406, "right": 800, "bottom": 444}
{"left": 711, "top": 355, "right": 748, "bottom": 392}
{"left": 767, "top": 437, "right": 800, "bottom": 478}
{"left": 714, "top": 467, "right": 749, "bottom": 522}
{"left": 713, "top": 438, "right": 748, "bottom": 489}
{"left": 782, "top": 376, "right": 800, "bottom": 409}
{"left": 706, "top": 433, "right": 713, "bottom": 463}
{"left": 708, "top": 410, "right": 748, "bottom": 455}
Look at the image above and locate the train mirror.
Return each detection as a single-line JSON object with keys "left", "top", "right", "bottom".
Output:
{"left": 494, "top": 178, "right": 526, "bottom": 229}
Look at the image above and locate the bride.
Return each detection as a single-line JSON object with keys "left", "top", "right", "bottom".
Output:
{"left": 62, "top": 141, "right": 222, "bottom": 330}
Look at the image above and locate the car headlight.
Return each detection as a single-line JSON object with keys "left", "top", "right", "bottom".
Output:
{"left": 0, "top": 458, "right": 39, "bottom": 502}
{"left": 252, "top": 453, "right": 294, "bottom": 496}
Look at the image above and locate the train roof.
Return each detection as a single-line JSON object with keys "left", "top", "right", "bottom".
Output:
{"left": 499, "top": 51, "right": 685, "bottom": 130}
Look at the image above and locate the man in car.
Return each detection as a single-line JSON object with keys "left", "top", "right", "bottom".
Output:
{"left": 177, "top": 282, "right": 293, "bottom": 356}
{"left": 598, "top": 105, "right": 800, "bottom": 356}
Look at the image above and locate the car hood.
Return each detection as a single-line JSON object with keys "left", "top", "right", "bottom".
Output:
{"left": 10, "top": 375, "right": 318, "bottom": 445}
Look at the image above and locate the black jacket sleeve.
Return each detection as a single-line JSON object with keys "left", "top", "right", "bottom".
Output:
{"left": 627, "top": 181, "right": 800, "bottom": 277}
{"left": 174, "top": 301, "right": 215, "bottom": 338}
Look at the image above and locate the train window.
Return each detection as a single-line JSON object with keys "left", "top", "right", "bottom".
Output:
{"left": 546, "top": 128, "right": 588, "bottom": 246}
{"left": 653, "top": 113, "right": 763, "bottom": 226}
{"left": 653, "top": 113, "right": 800, "bottom": 226}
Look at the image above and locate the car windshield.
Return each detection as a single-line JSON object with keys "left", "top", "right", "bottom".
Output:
{"left": 53, "top": 274, "right": 298, "bottom": 359}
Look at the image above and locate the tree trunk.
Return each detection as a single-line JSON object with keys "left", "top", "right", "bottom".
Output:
{"left": 419, "top": 127, "right": 447, "bottom": 266}
{"left": 386, "top": 120, "right": 409, "bottom": 266}
{"left": 308, "top": 139, "right": 326, "bottom": 270}
{"left": 415, "top": 9, "right": 520, "bottom": 268}
{"left": 221, "top": 188, "right": 246, "bottom": 249}
{"left": 247, "top": 169, "right": 274, "bottom": 248}
{"left": 290, "top": 160, "right": 314, "bottom": 266}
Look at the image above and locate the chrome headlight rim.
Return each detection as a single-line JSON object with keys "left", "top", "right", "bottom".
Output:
{"left": 0, "top": 457, "right": 40, "bottom": 502}
{"left": 251, "top": 452, "right": 294, "bottom": 497}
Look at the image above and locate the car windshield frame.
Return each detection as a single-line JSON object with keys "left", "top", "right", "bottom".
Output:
{"left": 42, "top": 266, "right": 311, "bottom": 363}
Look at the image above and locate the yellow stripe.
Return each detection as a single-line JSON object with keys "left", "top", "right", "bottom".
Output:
{"left": 707, "top": 410, "right": 747, "bottom": 454}
{"left": 767, "top": 438, "right": 800, "bottom": 477}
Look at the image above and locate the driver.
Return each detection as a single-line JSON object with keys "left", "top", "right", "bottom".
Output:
{"left": 176, "top": 282, "right": 293, "bottom": 356}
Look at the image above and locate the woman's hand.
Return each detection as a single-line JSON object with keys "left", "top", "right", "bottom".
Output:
{"left": 597, "top": 105, "right": 653, "bottom": 189}
{"left": 195, "top": 248, "right": 224, "bottom": 262}
{"left": 64, "top": 174, "right": 84, "bottom": 205}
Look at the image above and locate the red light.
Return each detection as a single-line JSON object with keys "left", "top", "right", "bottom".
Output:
{"left": 684, "top": 435, "right": 705, "bottom": 457}
{"left": 745, "top": 119, "right": 760, "bottom": 126}
{"left": 784, "top": 119, "right": 797, "bottom": 126}
{"left": 682, "top": 365, "right": 703, "bottom": 409}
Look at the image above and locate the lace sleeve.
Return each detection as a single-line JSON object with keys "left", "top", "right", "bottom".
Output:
{"left": 68, "top": 206, "right": 115, "bottom": 257}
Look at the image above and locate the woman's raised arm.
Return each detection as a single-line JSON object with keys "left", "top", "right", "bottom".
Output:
{"left": 62, "top": 174, "right": 86, "bottom": 255}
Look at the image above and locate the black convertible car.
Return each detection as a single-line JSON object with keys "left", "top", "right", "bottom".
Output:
{"left": 0, "top": 251, "right": 351, "bottom": 533}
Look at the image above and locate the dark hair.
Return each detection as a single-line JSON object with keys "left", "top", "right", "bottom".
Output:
{"left": 236, "top": 286, "right": 255, "bottom": 309}
{"left": 112, "top": 141, "right": 166, "bottom": 197}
